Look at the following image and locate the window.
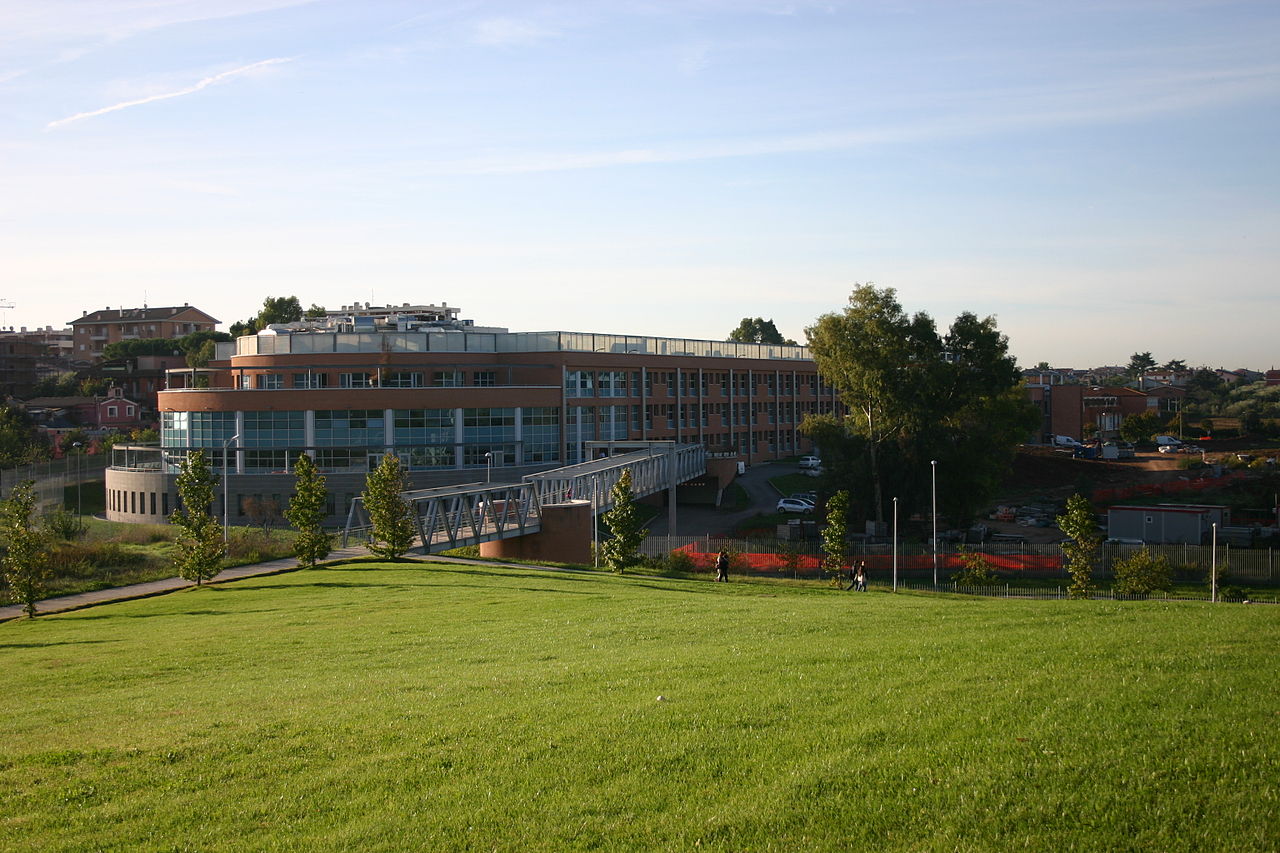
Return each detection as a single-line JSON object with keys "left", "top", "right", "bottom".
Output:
{"left": 472, "top": 370, "right": 497, "bottom": 387}
{"left": 383, "top": 371, "right": 423, "bottom": 388}
{"left": 293, "top": 373, "right": 328, "bottom": 389}
{"left": 126, "top": 406, "right": 135, "bottom": 416}
{"left": 598, "top": 371, "right": 626, "bottom": 398}
{"left": 565, "top": 370, "right": 593, "bottom": 397}
{"left": 107, "top": 405, "right": 118, "bottom": 418}
{"left": 259, "top": 374, "right": 282, "bottom": 390}
{"left": 433, "top": 370, "right": 463, "bottom": 387}
{"left": 339, "top": 372, "right": 373, "bottom": 388}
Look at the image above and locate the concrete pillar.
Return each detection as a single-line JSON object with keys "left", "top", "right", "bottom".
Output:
{"left": 479, "top": 500, "right": 592, "bottom": 565}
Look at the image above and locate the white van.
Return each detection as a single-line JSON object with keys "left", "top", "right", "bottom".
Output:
{"left": 1155, "top": 435, "right": 1183, "bottom": 447}
{"left": 1051, "top": 435, "right": 1082, "bottom": 448}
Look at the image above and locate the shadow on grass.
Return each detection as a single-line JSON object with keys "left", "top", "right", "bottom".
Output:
{"left": 0, "top": 639, "right": 118, "bottom": 649}
{"left": 70, "top": 607, "right": 286, "bottom": 620}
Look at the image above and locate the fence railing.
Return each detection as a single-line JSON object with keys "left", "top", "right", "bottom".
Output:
{"left": 1, "top": 457, "right": 108, "bottom": 508}
{"left": 640, "top": 535, "right": 1280, "bottom": 581}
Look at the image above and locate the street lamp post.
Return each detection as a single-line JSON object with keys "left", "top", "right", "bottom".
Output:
{"left": 484, "top": 451, "right": 493, "bottom": 483}
{"left": 1211, "top": 522, "right": 1218, "bottom": 603}
{"left": 223, "top": 433, "right": 241, "bottom": 544}
{"left": 892, "top": 496, "right": 899, "bottom": 592}
{"left": 931, "top": 459, "right": 938, "bottom": 587}
{"left": 72, "top": 442, "right": 84, "bottom": 530}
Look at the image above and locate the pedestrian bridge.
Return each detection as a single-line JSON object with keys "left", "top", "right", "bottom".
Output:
{"left": 342, "top": 442, "right": 705, "bottom": 554}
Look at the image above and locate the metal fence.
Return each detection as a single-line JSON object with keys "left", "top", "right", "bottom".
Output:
{"left": 0, "top": 456, "right": 107, "bottom": 510}
{"left": 640, "top": 535, "right": 1280, "bottom": 582}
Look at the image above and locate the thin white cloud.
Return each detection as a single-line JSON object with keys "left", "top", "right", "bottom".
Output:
{"left": 472, "top": 17, "right": 556, "bottom": 46}
{"left": 46, "top": 57, "right": 292, "bottom": 129}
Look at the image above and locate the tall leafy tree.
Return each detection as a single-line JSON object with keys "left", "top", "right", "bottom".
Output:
{"left": 1119, "top": 412, "right": 1163, "bottom": 444}
{"left": 257, "top": 296, "right": 304, "bottom": 327}
{"left": 0, "top": 405, "right": 48, "bottom": 467}
{"left": 601, "top": 468, "right": 648, "bottom": 573}
{"left": 821, "top": 490, "right": 851, "bottom": 583}
{"left": 285, "top": 453, "right": 333, "bottom": 568}
{"left": 1, "top": 481, "right": 50, "bottom": 618}
{"left": 1057, "top": 493, "right": 1099, "bottom": 599}
{"left": 805, "top": 285, "right": 1036, "bottom": 526}
{"left": 170, "top": 450, "right": 226, "bottom": 585}
{"left": 728, "top": 317, "right": 796, "bottom": 346}
{"left": 1127, "top": 352, "right": 1157, "bottom": 376}
{"left": 362, "top": 453, "right": 417, "bottom": 559}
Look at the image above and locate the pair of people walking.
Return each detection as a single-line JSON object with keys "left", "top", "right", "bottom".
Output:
{"left": 714, "top": 550, "right": 730, "bottom": 583}
{"left": 845, "top": 561, "right": 866, "bottom": 592}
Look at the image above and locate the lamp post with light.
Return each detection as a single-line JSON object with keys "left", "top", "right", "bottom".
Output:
{"left": 223, "top": 433, "right": 240, "bottom": 544}
{"left": 72, "top": 442, "right": 84, "bottom": 530}
{"left": 931, "top": 459, "right": 938, "bottom": 587}
{"left": 892, "top": 496, "right": 899, "bottom": 592}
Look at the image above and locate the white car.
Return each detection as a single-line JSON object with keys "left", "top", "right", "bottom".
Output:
{"left": 798, "top": 456, "right": 822, "bottom": 469}
{"left": 776, "top": 497, "right": 815, "bottom": 514}
{"left": 1158, "top": 445, "right": 1178, "bottom": 453}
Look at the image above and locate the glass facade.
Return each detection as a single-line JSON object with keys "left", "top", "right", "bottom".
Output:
{"left": 315, "top": 410, "right": 386, "bottom": 447}
{"left": 522, "top": 407, "right": 560, "bottom": 464}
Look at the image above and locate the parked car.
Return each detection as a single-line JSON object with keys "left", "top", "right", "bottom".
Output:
{"left": 790, "top": 492, "right": 817, "bottom": 503}
{"left": 776, "top": 497, "right": 815, "bottom": 514}
{"left": 798, "top": 456, "right": 822, "bottom": 469}
{"left": 1051, "top": 435, "right": 1083, "bottom": 448}
{"left": 1155, "top": 435, "right": 1183, "bottom": 447}
{"left": 1158, "top": 444, "right": 1178, "bottom": 453}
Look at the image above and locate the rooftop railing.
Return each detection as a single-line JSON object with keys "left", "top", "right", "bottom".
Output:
{"left": 233, "top": 330, "right": 810, "bottom": 361}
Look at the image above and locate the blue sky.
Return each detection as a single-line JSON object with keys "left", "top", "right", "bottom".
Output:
{"left": 3, "top": 0, "right": 1277, "bottom": 369}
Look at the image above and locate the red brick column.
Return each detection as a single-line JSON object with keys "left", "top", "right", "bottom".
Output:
{"left": 479, "top": 500, "right": 593, "bottom": 565}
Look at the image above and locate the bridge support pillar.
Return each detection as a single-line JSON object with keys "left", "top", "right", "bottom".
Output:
{"left": 480, "top": 500, "right": 593, "bottom": 565}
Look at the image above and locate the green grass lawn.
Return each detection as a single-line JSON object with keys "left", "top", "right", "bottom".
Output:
{"left": 2, "top": 564, "right": 1278, "bottom": 851}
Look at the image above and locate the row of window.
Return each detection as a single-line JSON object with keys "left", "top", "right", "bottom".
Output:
{"left": 236, "top": 370, "right": 500, "bottom": 390}
{"left": 566, "top": 370, "right": 834, "bottom": 398}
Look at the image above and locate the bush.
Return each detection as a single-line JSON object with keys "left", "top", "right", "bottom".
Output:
{"left": 1112, "top": 548, "right": 1173, "bottom": 595}
{"left": 952, "top": 550, "right": 999, "bottom": 587}
{"left": 49, "top": 542, "right": 148, "bottom": 571}
{"left": 43, "top": 510, "right": 84, "bottom": 542}
{"left": 666, "top": 550, "right": 696, "bottom": 573}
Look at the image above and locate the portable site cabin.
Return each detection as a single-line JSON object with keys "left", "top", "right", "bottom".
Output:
{"left": 1106, "top": 504, "right": 1229, "bottom": 545}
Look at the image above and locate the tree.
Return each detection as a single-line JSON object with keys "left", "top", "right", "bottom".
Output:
{"left": 1127, "top": 352, "right": 1157, "bottom": 376}
{"left": 600, "top": 468, "right": 648, "bottom": 573}
{"left": 0, "top": 405, "right": 48, "bottom": 467}
{"left": 257, "top": 295, "right": 304, "bottom": 327}
{"left": 170, "top": 450, "right": 226, "bottom": 585}
{"left": 362, "top": 453, "right": 416, "bottom": 559}
{"left": 1162, "top": 359, "right": 1187, "bottom": 372}
{"left": 821, "top": 490, "right": 851, "bottom": 583}
{"left": 1119, "top": 412, "right": 1163, "bottom": 444}
{"left": 304, "top": 303, "right": 328, "bottom": 319}
{"left": 728, "top": 317, "right": 796, "bottom": 346}
{"left": 285, "top": 453, "right": 333, "bottom": 568}
{"left": 1057, "top": 493, "right": 1100, "bottom": 599}
{"left": 1, "top": 481, "right": 50, "bottom": 617}
{"left": 1112, "top": 548, "right": 1172, "bottom": 596}
{"left": 805, "top": 285, "right": 1037, "bottom": 526}
{"left": 186, "top": 339, "right": 217, "bottom": 368}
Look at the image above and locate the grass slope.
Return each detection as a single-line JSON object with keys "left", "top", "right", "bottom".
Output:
{"left": 2, "top": 564, "right": 1278, "bottom": 851}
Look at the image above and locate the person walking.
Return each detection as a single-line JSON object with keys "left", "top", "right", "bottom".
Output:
{"left": 855, "top": 562, "right": 867, "bottom": 592}
{"left": 714, "top": 550, "right": 729, "bottom": 583}
{"left": 844, "top": 563, "right": 857, "bottom": 591}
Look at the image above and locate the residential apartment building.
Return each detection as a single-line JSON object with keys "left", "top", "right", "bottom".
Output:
{"left": 106, "top": 310, "right": 835, "bottom": 525}
{"left": 1024, "top": 384, "right": 1182, "bottom": 442}
{"left": 69, "top": 305, "right": 219, "bottom": 361}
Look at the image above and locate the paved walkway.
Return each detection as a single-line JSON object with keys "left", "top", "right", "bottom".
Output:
{"left": 646, "top": 459, "right": 799, "bottom": 537}
{"left": 0, "top": 545, "right": 373, "bottom": 622}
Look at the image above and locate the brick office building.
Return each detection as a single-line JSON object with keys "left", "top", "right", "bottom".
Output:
{"left": 105, "top": 307, "right": 836, "bottom": 525}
